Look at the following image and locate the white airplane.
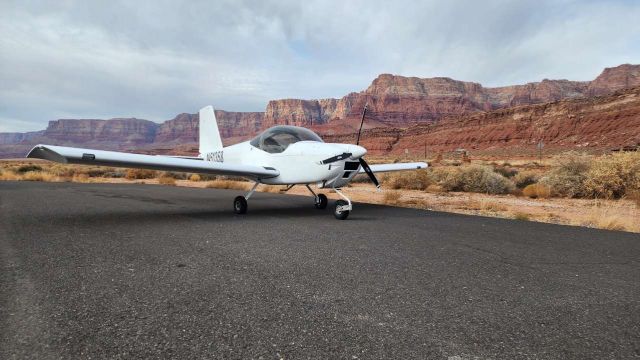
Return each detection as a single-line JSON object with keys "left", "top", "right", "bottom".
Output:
{"left": 27, "top": 105, "right": 427, "bottom": 220}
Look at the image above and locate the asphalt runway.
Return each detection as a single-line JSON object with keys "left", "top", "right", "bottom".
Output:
{"left": 1, "top": 181, "right": 639, "bottom": 359}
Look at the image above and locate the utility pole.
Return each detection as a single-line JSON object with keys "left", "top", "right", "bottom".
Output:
{"left": 537, "top": 140, "right": 544, "bottom": 162}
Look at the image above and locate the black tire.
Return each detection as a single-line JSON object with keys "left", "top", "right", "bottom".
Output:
{"left": 233, "top": 196, "right": 248, "bottom": 214}
{"left": 334, "top": 200, "right": 350, "bottom": 220}
{"left": 315, "top": 194, "right": 328, "bottom": 209}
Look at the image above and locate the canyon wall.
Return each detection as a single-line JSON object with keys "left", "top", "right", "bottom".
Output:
{"left": 2, "top": 63, "right": 639, "bottom": 158}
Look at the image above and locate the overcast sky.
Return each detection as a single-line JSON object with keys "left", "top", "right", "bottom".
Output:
{"left": 1, "top": 0, "right": 639, "bottom": 132}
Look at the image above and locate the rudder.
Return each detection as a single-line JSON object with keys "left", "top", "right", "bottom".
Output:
{"left": 199, "top": 105, "right": 223, "bottom": 157}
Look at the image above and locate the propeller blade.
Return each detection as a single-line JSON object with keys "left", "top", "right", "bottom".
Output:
{"left": 359, "top": 157, "right": 380, "bottom": 189}
{"left": 355, "top": 103, "right": 368, "bottom": 145}
{"left": 320, "top": 152, "right": 352, "bottom": 165}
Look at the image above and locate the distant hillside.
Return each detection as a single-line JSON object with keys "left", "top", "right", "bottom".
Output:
{"left": 1, "top": 63, "right": 639, "bottom": 158}
{"left": 325, "top": 86, "right": 640, "bottom": 156}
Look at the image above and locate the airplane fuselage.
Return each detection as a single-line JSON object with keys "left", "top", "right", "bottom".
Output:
{"left": 210, "top": 140, "right": 365, "bottom": 188}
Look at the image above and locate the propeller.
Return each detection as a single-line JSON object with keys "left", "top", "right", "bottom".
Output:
{"left": 354, "top": 103, "right": 381, "bottom": 189}
{"left": 359, "top": 157, "right": 380, "bottom": 188}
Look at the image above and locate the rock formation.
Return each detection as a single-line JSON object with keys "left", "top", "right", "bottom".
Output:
{"left": 325, "top": 86, "right": 640, "bottom": 156}
{"left": 1, "top": 63, "right": 639, "bottom": 158}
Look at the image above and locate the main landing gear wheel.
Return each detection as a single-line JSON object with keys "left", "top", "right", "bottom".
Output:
{"left": 315, "top": 194, "right": 328, "bottom": 209}
{"left": 233, "top": 196, "right": 248, "bottom": 214}
{"left": 334, "top": 200, "right": 350, "bottom": 220}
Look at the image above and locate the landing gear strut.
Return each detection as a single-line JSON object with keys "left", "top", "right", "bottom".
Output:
{"left": 332, "top": 188, "right": 352, "bottom": 220}
{"left": 233, "top": 182, "right": 259, "bottom": 215}
{"left": 306, "top": 185, "right": 327, "bottom": 210}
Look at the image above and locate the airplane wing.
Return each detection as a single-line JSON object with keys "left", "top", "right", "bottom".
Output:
{"left": 26, "top": 144, "right": 279, "bottom": 179}
{"left": 358, "top": 162, "right": 428, "bottom": 173}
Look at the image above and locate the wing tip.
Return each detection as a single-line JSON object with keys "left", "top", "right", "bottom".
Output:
{"left": 25, "top": 144, "right": 68, "bottom": 163}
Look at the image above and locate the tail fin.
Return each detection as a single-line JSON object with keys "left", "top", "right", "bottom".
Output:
{"left": 199, "top": 105, "right": 223, "bottom": 156}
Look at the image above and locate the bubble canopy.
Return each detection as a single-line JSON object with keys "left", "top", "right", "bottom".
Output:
{"left": 250, "top": 125, "right": 324, "bottom": 153}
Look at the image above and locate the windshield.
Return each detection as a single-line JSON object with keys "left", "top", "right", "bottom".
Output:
{"left": 250, "top": 126, "right": 323, "bottom": 153}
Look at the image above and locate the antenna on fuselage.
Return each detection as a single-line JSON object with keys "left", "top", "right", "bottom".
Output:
{"left": 355, "top": 102, "right": 368, "bottom": 146}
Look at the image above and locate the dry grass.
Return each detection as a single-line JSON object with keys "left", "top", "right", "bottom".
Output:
{"left": 0, "top": 170, "right": 20, "bottom": 180}
{"left": 158, "top": 176, "right": 177, "bottom": 186}
{"left": 189, "top": 174, "right": 201, "bottom": 182}
{"left": 627, "top": 190, "right": 640, "bottom": 208}
{"left": 513, "top": 212, "right": 530, "bottom": 221}
{"left": 583, "top": 152, "right": 640, "bottom": 199}
{"left": 72, "top": 173, "right": 90, "bottom": 183}
{"left": 257, "top": 184, "right": 282, "bottom": 193}
{"left": 383, "top": 190, "right": 402, "bottom": 204}
{"left": 125, "top": 169, "right": 157, "bottom": 180}
{"left": 21, "top": 171, "right": 59, "bottom": 182}
{"left": 431, "top": 165, "right": 514, "bottom": 194}
{"left": 522, "top": 183, "right": 551, "bottom": 199}
{"left": 383, "top": 170, "right": 433, "bottom": 190}
{"left": 465, "top": 199, "right": 508, "bottom": 212}
{"left": 205, "top": 180, "right": 251, "bottom": 190}
{"left": 513, "top": 171, "right": 539, "bottom": 188}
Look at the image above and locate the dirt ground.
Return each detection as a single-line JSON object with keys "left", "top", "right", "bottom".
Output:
{"left": 71, "top": 177, "right": 639, "bottom": 233}
{"left": 2, "top": 158, "right": 638, "bottom": 233}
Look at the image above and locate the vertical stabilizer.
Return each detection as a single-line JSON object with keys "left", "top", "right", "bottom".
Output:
{"left": 199, "top": 105, "right": 223, "bottom": 156}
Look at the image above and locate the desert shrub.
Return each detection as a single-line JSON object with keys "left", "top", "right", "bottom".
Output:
{"left": 458, "top": 165, "right": 514, "bottom": 194}
{"left": 431, "top": 165, "right": 513, "bottom": 194}
{"left": 522, "top": 183, "right": 551, "bottom": 199}
{"left": 513, "top": 171, "right": 539, "bottom": 188}
{"left": 161, "top": 171, "right": 187, "bottom": 180}
{"left": 627, "top": 190, "right": 640, "bottom": 208}
{"left": 513, "top": 212, "right": 530, "bottom": 221}
{"left": 431, "top": 167, "right": 464, "bottom": 191}
{"left": 125, "top": 168, "right": 157, "bottom": 179}
{"left": 158, "top": 176, "right": 176, "bottom": 186}
{"left": 383, "top": 190, "right": 402, "bottom": 204}
{"left": 350, "top": 174, "right": 371, "bottom": 183}
{"left": 197, "top": 174, "right": 218, "bottom": 181}
{"left": 383, "top": 170, "right": 433, "bottom": 190}
{"left": 22, "top": 171, "right": 57, "bottom": 181}
{"left": 84, "top": 167, "right": 113, "bottom": 177}
{"left": 540, "top": 152, "right": 590, "bottom": 198}
{"left": 189, "top": 174, "right": 202, "bottom": 182}
{"left": 0, "top": 170, "right": 19, "bottom": 180}
{"left": 103, "top": 170, "right": 126, "bottom": 178}
{"left": 494, "top": 165, "right": 518, "bottom": 178}
{"left": 582, "top": 152, "right": 640, "bottom": 199}
{"left": 17, "top": 164, "right": 42, "bottom": 173}
{"left": 205, "top": 180, "right": 250, "bottom": 190}
{"left": 48, "top": 165, "right": 76, "bottom": 177}
{"left": 73, "top": 173, "right": 90, "bottom": 182}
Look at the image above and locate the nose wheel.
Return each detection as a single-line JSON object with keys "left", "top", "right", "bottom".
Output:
{"left": 334, "top": 199, "right": 350, "bottom": 220}
{"left": 332, "top": 188, "right": 352, "bottom": 220}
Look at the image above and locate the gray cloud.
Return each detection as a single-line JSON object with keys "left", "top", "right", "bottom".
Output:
{"left": 1, "top": 0, "right": 639, "bottom": 131}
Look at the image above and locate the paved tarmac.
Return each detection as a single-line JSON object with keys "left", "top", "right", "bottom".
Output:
{"left": 1, "top": 181, "right": 639, "bottom": 359}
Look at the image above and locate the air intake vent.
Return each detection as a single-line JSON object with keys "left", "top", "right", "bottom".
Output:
{"left": 344, "top": 161, "right": 360, "bottom": 171}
